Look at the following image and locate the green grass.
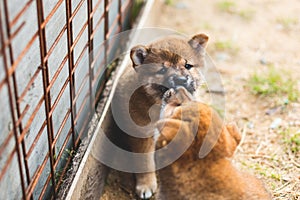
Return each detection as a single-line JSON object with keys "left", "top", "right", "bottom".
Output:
{"left": 201, "top": 22, "right": 214, "bottom": 30}
{"left": 276, "top": 17, "right": 298, "bottom": 30}
{"left": 238, "top": 9, "right": 255, "bottom": 21}
{"left": 164, "top": 0, "right": 174, "bottom": 5}
{"left": 215, "top": 40, "right": 233, "bottom": 50}
{"left": 65, "top": 148, "right": 75, "bottom": 158}
{"left": 243, "top": 161, "right": 282, "bottom": 182}
{"left": 132, "top": 0, "right": 144, "bottom": 20}
{"left": 216, "top": 1, "right": 236, "bottom": 13}
{"left": 270, "top": 173, "right": 281, "bottom": 181}
{"left": 213, "top": 40, "right": 239, "bottom": 54}
{"left": 248, "top": 66, "right": 299, "bottom": 101}
{"left": 280, "top": 128, "right": 300, "bottom": 153}
{"left": 216, "top": 1, "right": 255, "bottom": 21}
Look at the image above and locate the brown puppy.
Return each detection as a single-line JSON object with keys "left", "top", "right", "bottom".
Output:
{"left": 110, "top": 34, "right": 209, "bottom": 199}
{"left": 155, "top": 88, "right": 271, "bottom": 200}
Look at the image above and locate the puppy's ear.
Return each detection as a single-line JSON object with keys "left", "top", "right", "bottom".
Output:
{"left": 156, "top": 118, "right": 192, "bottom": 148}
{"left": 226, "top": 123, "right": 241, "bottom": 145}
{"left": 188, "top": 33, "right": 209, "bottom": 52}
{"left": 175, "top": 87, "right": 194, "bottom": 103}
{"left": 219, "top": 123, "right": 241, "bottom": 158}
{"left": 156, "top": 119, "right": 182, "bottom": 142}
{"left": 130, "top": 45, "right": 148, "bottom": 68}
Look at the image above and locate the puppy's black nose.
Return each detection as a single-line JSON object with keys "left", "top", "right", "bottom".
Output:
{"left": 167, "top": 75, "right": 188, "bottom": 88}
{"left": 173, "top": 76, "right": 187, "bottom": 86}
{"left": 167, "top": 75, "right": 195, "bottom": 94}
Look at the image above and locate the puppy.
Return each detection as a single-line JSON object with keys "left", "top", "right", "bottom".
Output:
{"left": 110, "top": 34, "right": 209, "bottom": 199}
{"left": 155, "top": 88, "right": 271, "bottom": 200}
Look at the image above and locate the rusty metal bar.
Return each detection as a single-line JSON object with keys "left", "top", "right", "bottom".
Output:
{"left": 90, "top": 43, "right": 105, "bottom": 75}
{"left": 12, "top": 105, "right": 30, "bottom": 131}
{"left": 121, "top": 0, "right": 132, "bottom": 13}
{"left": 26, "top": 112, "right": 69, "bottom": 199}
{"left": 70, "top": 23, "right": 88, "bottom": 52}
{"left": 72, "top": 45, "right": 89, "bottom": 75}
{"left": 6, "top": 31, "right": 39, "bottom": 79}
{"left": 90, "top": 11, "right": 105, "bottom": 41}
{"left": 36, "top": 0, "right": 56, "bottom": 198}
{"left": 27, "top": 113, "right": 70, "bottom": 199}
{"left": 106, "top": 12, "right": 121, "bottom": 38}
{"left": 45, "top": 127, "right": 72, "bottom": 199}
{"left": 93, "top": 59, "right": 106, "bottom": 104}
{"left": 90, "top": 0, "right": 103, "bottom": 25}
{"left": 94, "top": 78, "right": 105, "bottom": 105}
{"left": 40, "top": 0, "right": 64, "bottom": 30}
{"left": 0, "top": 7, "right": 27, "bottom": 199}
{"left": 44, "top": 25, "right": 67, "bottom": 63}
{"left": 3, "top": 0, "right": 32, "bottom": 191}
{"left": 0, "top": 147, "right": 17, "bottom": 181}
{"left": 26, "top": 99, "right": 68, "bottom": 199}
{"left": 49, "top": 78, "right": 70, "bottom": 117}
{"left": 74, "top": 93, "right": 90, "bottom": 125}
{"left": 69, "top": 0, "right": 85, "bottom": 23}
{"left": 65, "top": 0, "right": 76, "bottom": 149}
{"left": 39, "top": 125, "right": 72, "bottom": 199}
{"left": 73, "top": 74, "right": 89, "bottom": 105}
{"left": 0, "top": 21, "right": 25, "bottom": 63}
{"left": 0, "top": 132, "right": 14, "bottom": 159}
{"left": 75, "top": 108, "right": 90, "bottom": 146}
{"left": 9, "top": 0, "right": 34, "bottom": 28}
{"left": 118, "top": 0, "right": 122, "bottom": 31}
{"left": 103, "top": 0, "right": 109, "bottom": 107}
{"left": 47, "top": 56, "right": 68, "bottom": 93}
{"left": 54, "top": 146, "right": 73, "bottom": 191}
{"left": 26, "top": 120, "right": 47, "bottom": 159}
{"left": 0, "top": 106, "right": 30, "bottom": 157}
{"left": 92, "top": 57, "right": 105, "bottom": 86}
{"left": 18, "top": 96, "right": 44, "bottom": 144}
{"left": 26, "top": 151, "right": 50, "bottom": 199}
{"left": 53, "top": 129, "right": 72, "bottom": 169}
{"left": 0, "top": 0, "right": 135, "bottom": 198}
{"left": 88, "top": 0, "right": 94, "bottom": 110}
{"left": 17, "top": 67, "right": 41, "bottom": 103}
{"left": 104, "top": 0, "right": 109, "bottom": 40}
{"left": 0, "top": 79, "right": 6, "bottom": 91}
{"left": 52, "top": 110, "right": 71, "bottom": 148}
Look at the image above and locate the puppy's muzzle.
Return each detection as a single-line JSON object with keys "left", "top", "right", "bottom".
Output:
{"left": 167, "top": 75, "right": 195, "bottom": 93}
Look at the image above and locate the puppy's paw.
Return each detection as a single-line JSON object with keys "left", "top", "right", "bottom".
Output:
{"left": 136, "top": 184, "right": 156, "bottom": 199}
{"left": 175, "top": 86, "right": 194, "bottom": 102}
{"left": 162, "top": 88, "right": 176, "bottom": 103}
{"left": 136, "top": 173, "right": 157, "bottom": 199}
{"left": 162, "top": 87, "right": 193, "bottom": 106}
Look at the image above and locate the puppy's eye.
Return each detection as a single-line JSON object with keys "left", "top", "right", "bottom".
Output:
{"left": 157, "top": 67, "right": 167, "bottom": 74}
{"left": 185, "top": 63, "right": 193, "bottom": 70}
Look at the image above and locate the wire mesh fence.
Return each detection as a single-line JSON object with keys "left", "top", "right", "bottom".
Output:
{"left": 0, "top": 0, "right": 136, "bottom": 199}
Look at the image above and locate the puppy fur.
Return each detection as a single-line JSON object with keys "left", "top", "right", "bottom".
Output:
{"left": 155, "top": 90, "right": 271, "bottom": 200}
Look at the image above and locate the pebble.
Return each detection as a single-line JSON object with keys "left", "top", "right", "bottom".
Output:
{"left": 289, "top": 121, "right": 300, "bottom": 127}
{"left": 216, "top": 53, "right": 230, "bottom": 62}
{"left": 265, "top": 107, "right": 279, "bottom": 115}
{"left": 270, "top": 118, "right": 282, "bottom": 129}
{"left": 247, "top": 121, "right": 255, "bottom": 129}
{"left": 175, "top": 2, "right": 188, "bottom": 9}
{"left": 259, "top": 58, "right": 269, "bottom": 65}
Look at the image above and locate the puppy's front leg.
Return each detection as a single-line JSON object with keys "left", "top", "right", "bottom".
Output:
{"left": 129, "top": 136, "right": 157, "bottom": 199}
{"left": 136, "top": 171, "right": 157, "bottom": 199}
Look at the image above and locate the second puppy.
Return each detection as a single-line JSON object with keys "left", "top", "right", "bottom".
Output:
{"left": 155, "top": 88, "right": 271, "bottom": 200}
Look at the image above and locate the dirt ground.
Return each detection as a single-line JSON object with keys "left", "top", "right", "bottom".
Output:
{"left": 99, "top": 0, "right": 300, "bottom": 199}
